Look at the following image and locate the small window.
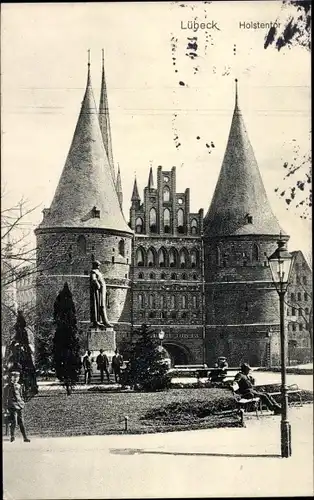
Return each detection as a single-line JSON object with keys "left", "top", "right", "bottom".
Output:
{"left": 138, "top": 294, "right": 144, "bottom": 308}
{"left": 287, "top": 308, "right": 290, "bottom": 316}
{"left": 149, "top": 208, "right": 157, "bottom": 233}
{"left": 138, "top": 272, "right": 144, "bottom": 279}
{"left": 299, "top": 323, "right": 303, "bottom": 331}
{"left": 296, "top": 276, "right": 300, "bottom": 284}
{"left": 149, "top": 311, "right": 156, "bottom": 319}
{"left": 252, "top": 243, "right": 259, "bottom": 262}
{"left": 135, "top": 217, "right": 143, "bottom": 234}
{"left": 292, "top": 323, "right": 296, "bottom": 331}
{"left": 182, "top": 273, "right": 187, "bottom": 280}
{"left": 292, "top": 307, "right": 296, "bottom": 316}
{"left": 177, "top": 209, "right": 184, "bottom": 233}
{"left": 182, "top": 311, "right": 187, "bottom": 319}
{"left": 303, "top": 276, "right": 307, "bottom": 285}
{"left": 149, "top": 272, "right": 155, "bottom": 280}
{"left": 193, "top": 274, "right": 197, "bottom": 280}
{"left": 304, "top": 292, "right": 308, "bottom": 301}
{"left": 160, "top": 296, "right": 165, "bottom": 309}
{"left": 170, "top": 295, "right": 175, "bottom": 308}
{"left": 119, "top": 239, "right": 125, "bottom": 257}
{"left": 136, "top": 248, "right": 145, "bottom": 267}
{"left": 192, "top": 296, "right": 197, "bottom": 308}
{"left": 77, "top": 235, "right": 87, "bottom": 254}
{"left": 163, "top": 186, "right": 170, "bottom": 202}
{"left": 305, "top": 307, "right": 309, "bottom": 315}
{"left": 191, "top": 218, "right": 198, "bottom": 235}
{"left": 291, "top": 293, "right": 295, "bottom": 301}
{"left": 92, "top": 206, "right": 100, "bottom": 218}
{"left": 297, "top": 292, "right": 302, "bottom": 301}
{"left": 161, "top": 311, "right": 167, "bottom": 319}
{"left": 147, "top": 248, "right": 155, "bottom": 267}
{"left": 161, "top": 272, "right": 166, "bottom": 280}
{"left": 171, "top": 273, "right": 177, "bottom": 280}
{"left": 171, "top": 311, "right": 177, "bottom": 319}
{"left": 149, "top": 294, "right": 156, "bottom": 308}
{"left": 246, "top": 214, "right": 253, "bottom": 224}
{"left": 111, "top": 256, "right": 115, "bottom": 264}
{"left": 298, "top": 308, "right": 302, "bottom": 316}
{"left": 164, "top": 208, "right": 171, "bottom": 233}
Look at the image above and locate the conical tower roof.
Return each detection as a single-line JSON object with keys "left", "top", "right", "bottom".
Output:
{"left": 204, "top": 80, "right": 286, "bottom": 238}
{"left": 116, "top": 164, "right": 123, "bottom": 209}
{"left": 99, "top": 49, "right": 115, "bottom": 183}
{"left": 37, "top": 61, "right": 131, "bottom": 234}
{"left": 131, "top": 177, "right": 140, "bottom": 201}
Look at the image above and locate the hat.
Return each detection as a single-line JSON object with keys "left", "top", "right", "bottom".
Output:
{"left": 10, "top": 371, "right": 20, "bottom": 376}
{"left": 100, "top": 349, "right": 104, "bottom": 353}
{"left": 241, "top": 363, "right": 251, "bottom": 371}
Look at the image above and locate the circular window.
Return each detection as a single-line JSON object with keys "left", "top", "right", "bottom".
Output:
{"left": 178, "top": 198, "right": 183, "bottom": 205}
{"left": 164, "top": 176, "right": 169, "bottom": 183}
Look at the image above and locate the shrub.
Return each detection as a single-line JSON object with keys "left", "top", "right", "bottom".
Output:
{"left": 121, "top": 324, "right": 172, "bottom": 392}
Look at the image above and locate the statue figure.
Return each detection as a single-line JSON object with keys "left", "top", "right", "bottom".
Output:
{"left": 90, "top": 260, "right": 113, "bottom": 328}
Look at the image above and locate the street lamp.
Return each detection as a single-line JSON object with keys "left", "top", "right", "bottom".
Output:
{"left": 158, "top": 329, "right": 165, "bottom": 346}
{"left": 268, "top": 237, "right": 294, "bottom": 458}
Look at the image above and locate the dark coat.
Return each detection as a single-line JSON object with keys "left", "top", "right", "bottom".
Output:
{"left": 96, "top": 353, "right": 109, "bottom": 369}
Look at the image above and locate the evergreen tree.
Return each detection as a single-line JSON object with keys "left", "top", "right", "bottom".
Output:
{"left": 122, "top": 324, "right": 171, "bottom": 391}
{"left": 53, "top": 283, "right": 81, "bottom": 395}
{"left": 4, "top": 310, "right": 38, "bottom": 400}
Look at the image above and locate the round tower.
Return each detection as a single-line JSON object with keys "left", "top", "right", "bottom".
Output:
{"left": 35, "top": 57, "right": 133, "bottom": 354}
{"left": 203, "top": 80, "right": 289, "bottom": 367}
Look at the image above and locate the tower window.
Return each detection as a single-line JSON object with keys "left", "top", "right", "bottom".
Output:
{"left": 171, "top": 273, "right": 177, "bottom": 280}
{"left": 136, "top": 248, "right": 145, "bottom": 267}
{"left": 163, "top": 208, "right": 171, "bottom": 233}
{"left": 252, "top": 243, "right": 259, "bottom": 262}
{"left": 161, "top": 272, "right": 166, "bottom": 280}
{"left": 304, "top": 293, "right": 308, "bottom": 301}
{"left": 158, "top": 248, "right": 166, "bottom": 267}
{"left": 149, "top": 208, "right": 157, "bottom": 233}
{"left": 138, "top": 272, "right": 144, "bottom": 279}
{"left": 149, "top": 272, "right": 155, "bottom": 280}
{"left": 169, "top": 248, "right": 178, "bottom": 268}
{"left": 147, "top": 248, "right": 156, "bottom": 267}
{"left": 135, "top": 217, "right": 143, "bottom": 234}
{"left": 119, "top": 239, "right": 125, "bottom": 257}
{"left": 170, "top": 295, "right": 175, "bottom": 308}
{"left": 112, "top": 256, "right": 115, "bottom": 264}
{"left": 177, "top": 209, "right": 184, "bottom": 233}
{"left": 246, "top": 214, "right": 253, "bottom": 224}
{"left": 190, "top": 249, "right": 199, "bottom": 268}
{"left": 191, "top": 218, "right": 198, "bottom": 235}
{"left": 163, "top": 186, "right": 170, "bottom": 202}
{"left": 92, "top": 206, "right": 100, "bottom": 218}
{"left": 182, "top": 273, "right": 187, "bottom": 280}
{"left": 297, "top": 292, "right": 302, "bottom": 301}
{"left": 181, "top": 295, "right": 187, "bottom": 309}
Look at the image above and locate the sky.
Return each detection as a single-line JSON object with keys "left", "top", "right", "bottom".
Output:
{"left": 1, "top": 1, "right": 311, "bottom": 262}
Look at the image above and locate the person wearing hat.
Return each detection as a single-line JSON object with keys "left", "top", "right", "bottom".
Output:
{"left": 3, "top": 371, "right": 30, "bottom": 442}
{"left": 234, "top": 363, "right": 282, "bottom": 414}
{"left": 96, "top": 349, "right": 110, "bottom": 383}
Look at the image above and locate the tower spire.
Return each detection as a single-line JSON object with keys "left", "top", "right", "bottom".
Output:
{"left": 116, "top": 164, "right": 123, "bottom": 211}
{"left": 204, "top": 81, "right": 285, "bottom": 238}
{"left": 99, "top": 49, "right": 115, "bottom": 183}
{"left": 37, "top": 61, "right": 131, "bottom": 234}
{"left": 131, "top": 176, "right": 140, "bottom": 202}
{"left": 147, "top": 166, "right": 154, "bottom": 189}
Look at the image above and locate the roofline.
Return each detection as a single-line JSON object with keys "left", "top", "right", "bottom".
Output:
{"left": 35, "top": 226, "right": 133, "bottom": 237}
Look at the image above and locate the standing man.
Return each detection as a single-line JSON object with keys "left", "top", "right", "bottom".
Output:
{"left": 3, "top": 371, "right": 31, "bottom": 442}
{"left": 82, "top": 350, "right": 92, "bottom": 384}
{"left": 96, "top": 349, "right": 110, "bottom": 383}
{"left": 112, "top": 349, "right": 123, "bottom": 383}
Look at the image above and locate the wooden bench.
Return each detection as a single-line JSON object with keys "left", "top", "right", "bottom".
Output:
{"left": 231, "top": 382, "right": 262, "bottom": 425}
{"left": 265, "top": 383, "right": 303, "bottom": 409}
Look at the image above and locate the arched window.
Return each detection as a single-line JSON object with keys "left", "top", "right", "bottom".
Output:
{"left": 305, "top": 307, "right": 309, "bottom": 315}
{"left": 119, "top": 239, "right": 125, "bottom": 257}
{"left": 161, "top": 272, "right": 166, "bottom": 280}
{"left": 182, "top": 273, "right": 187, "bottom": 280}
{"left": 77, "top": 235, "right": 87, "bottom": 254}
{"left": 252, "top": 243, "right": 259, "bottom": 262}
{"left": 164, "top": 208, "right": 171, "bottom": 233}
{"left": 149, "top": 272, "right": 155, "bottom": 280}
{"left": 181, "top": 295, "right": 187, "bottom": 309}
{"left": 191, "top": 218, "right": 198, "bottom": 235}
{"left": 190, "top": 249, "right": 199, "bottom": 268}
{"left": 138, "top": 294, "right": 144, "bottom": 308}
{"left": 180, "top": 248, "right": 188, "bottom": 268}
{"left": 149, "top": 208, "right": 157, "bottom": 233}
{"left": 135, "top": 217, "right": 144, "bottom": 234}
{"left": 291, "top": 293, "right": 295, "bottom": 301}
{"left": 158, "top": 248, "right": 167, "bottom": 267}
{"left": 138, "top": 272, "right": 144, "bottom": 279}
{"left": 169, "top": 248, "right": 178, "bottom": 268}
{"left": 147, "top": 248, "right": 155, "bottom": 267}
{"left": 216, "top": 247, "right": 221, "bottom": 266}
{"left": 297, "top": 292, "right": 302, "bottom": 301}
{"left": 160, "top": 295, "right": 165, "bottom": 309}
{"left": 149, "top": 294, "right": 155, "bottom": 308}
{"left": 170, "top": 295, "right": 175, "bottom": 308}
{"left": 163, "top": 186, "right": 170, "bottom": 202}
{"left": 192, "top": 295, "right": 197, "bottom": 308}
{"left": 298, "top": 308, "right": 302, "bottom": 316}
{"left": 171, "top": 273, "right": 177, "bottom": 280}
{"left": 136, "top": 248, "right": 145, "bottom": 267}
{"left": 177, "top": 209, "right": 184, "bottom": 233}
{"left": 304, "top": 292, "right": 308, "bottom": 301}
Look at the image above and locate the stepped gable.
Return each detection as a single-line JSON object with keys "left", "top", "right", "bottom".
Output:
{"left": 99, "top": 49, "right": 115, "bottom": 183}
{"left": 38, "top": 63, "right": 131, "bottom": 234}
{"left": 204, "top": 80, "right": 285, "bottom": 238}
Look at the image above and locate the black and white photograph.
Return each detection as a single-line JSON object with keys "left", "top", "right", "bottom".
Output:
{"left": 1, "top": 1, "right": 312, "bottom": 498}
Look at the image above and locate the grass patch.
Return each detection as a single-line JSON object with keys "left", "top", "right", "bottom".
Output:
{"left": 23, "top": 388, "right": 240, "bottom": 437}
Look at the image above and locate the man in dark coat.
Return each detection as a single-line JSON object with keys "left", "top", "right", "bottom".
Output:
{"left": 96, "top": 349, "right": 110, "bottom": 383}
{"left": 112, "top": 349, "right": 123, "bottom": 383}
{"left": 234, "top": 363, "right": 282, "bottom": 414}
{"left": 82, "top": 350, "right": 92, "bottom": 384}
{"left": 3, "top": 371, "right": 31, "bottom": 442}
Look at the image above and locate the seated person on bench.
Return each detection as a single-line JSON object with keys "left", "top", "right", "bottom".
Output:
{"left": 234, "top": 363, "right": 282, "bottom": 415}
{"left": 209, "top": 356, "right": 228, "bottom": 383}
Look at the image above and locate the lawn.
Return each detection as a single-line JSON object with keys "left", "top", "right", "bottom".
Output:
{"left": 23, "top": 388, "right": 240, "bottom": 437}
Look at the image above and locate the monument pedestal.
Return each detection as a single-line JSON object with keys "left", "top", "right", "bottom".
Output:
{"left": 88, "top": 326, "right": 116, "bottom": 360}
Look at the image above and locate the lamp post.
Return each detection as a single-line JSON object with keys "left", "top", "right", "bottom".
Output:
{"left": 158, "top": 329, "right": 165, "bottom": 347}
{"left": 268, "top": 237, "right": 294, "bottom": 458}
